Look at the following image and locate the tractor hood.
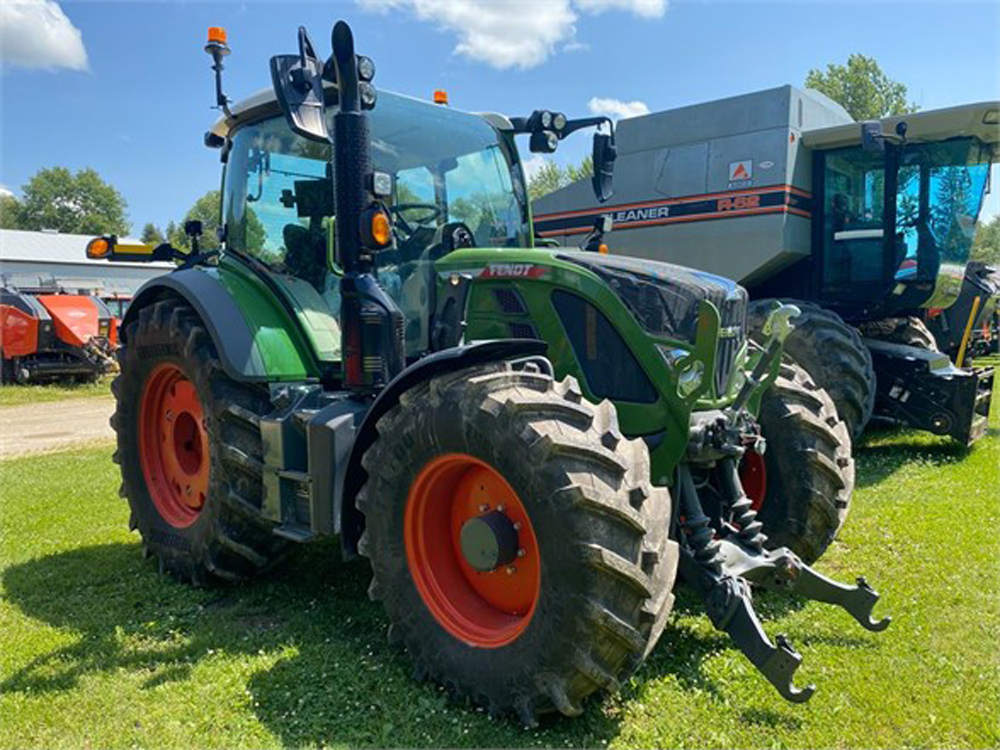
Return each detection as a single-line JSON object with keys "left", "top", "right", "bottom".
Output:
{"left": 559, "top": 250, "right": 747, "bottom": 345}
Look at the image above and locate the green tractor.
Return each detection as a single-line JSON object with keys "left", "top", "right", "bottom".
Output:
{"left": 89, "top": 21, "right": 888, "bottom": 722}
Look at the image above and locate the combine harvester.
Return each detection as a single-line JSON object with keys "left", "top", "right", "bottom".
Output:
{"left": 535, "top": 86, "right": 998, "bottom": 445}
{"left": 84, "top": 22, "right": 889, "bottom": 722}
{"left": 1, "top": 282, "right": 117, "bottom": 383}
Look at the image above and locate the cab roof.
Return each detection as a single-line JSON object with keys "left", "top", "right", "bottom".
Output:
{"left": 802, "top": 100, "right": 1000, "bottom": 152}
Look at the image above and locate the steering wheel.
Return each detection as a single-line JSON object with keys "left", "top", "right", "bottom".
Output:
{"left": 389, "top": 203, "right": 442, "bottom": 237}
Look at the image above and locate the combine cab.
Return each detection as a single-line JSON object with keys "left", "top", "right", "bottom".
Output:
{"left": 1, "top": 285, "right": 117, "bottom": 383}
{"left": 535, "top": 87, "right": 998, "bottom": 444}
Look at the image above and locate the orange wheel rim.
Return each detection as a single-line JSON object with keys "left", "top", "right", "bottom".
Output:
{"left": 740, "top": 451, "right": 767, "bottom": 512}
{"left": 139, "top": 363, "right": 210, "bottom": 528}
{"left": 404, "top": 453, "right": 540, "bottom": 648}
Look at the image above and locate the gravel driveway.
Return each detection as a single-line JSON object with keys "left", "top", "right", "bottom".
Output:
{"left": 0, "top": 397, "right": 115, "bottom": 459}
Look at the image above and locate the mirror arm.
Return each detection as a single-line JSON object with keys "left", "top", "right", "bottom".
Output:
{"left": 561, "top": 116, "right": 613, "bottom": 138}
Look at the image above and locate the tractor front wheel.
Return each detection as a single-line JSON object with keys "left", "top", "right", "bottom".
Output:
{"left": 357, "top": 362, "right": 678, "bottom": 724}
{"left": 749, "top": 299, "right": 875, "bottom": 440}
{"left": 113, "top": 299, "right": 288, "bottom": 583}
{"left": 747, "top": 360, "right": 854, "bottom": 563}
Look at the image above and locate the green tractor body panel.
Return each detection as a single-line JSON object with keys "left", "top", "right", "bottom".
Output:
{"left": 210, "top": 257, "right": 324, "bottom": 380}
{"left": 436, "top": 247, "right": 767, "bottom": 483}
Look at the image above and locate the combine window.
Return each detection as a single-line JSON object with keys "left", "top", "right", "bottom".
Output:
{"left": 818, "top": 137, "right": 991, "bottom": 306}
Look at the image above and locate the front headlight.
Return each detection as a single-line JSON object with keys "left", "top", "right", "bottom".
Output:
{"left": 677, "top": 359, "right": 705, "bottom": 398}
{"left": 656, "top": 344, "right": 690, "bottom": 368}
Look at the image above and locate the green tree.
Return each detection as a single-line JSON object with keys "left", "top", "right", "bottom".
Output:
{"left": 16, "top": 167, "right": 129, "bottom": 235}
{"left": 805, "top": 54, "right": 918, "bottom": 120}
{"left": 972, "top": 214, "right": 1000, "bottom": 264}
{"left": 141, "top": 222, "right": 165, "bottom": 245}
{"left": 170, "top": 190, "right": 265, "bottom": 252}
{"left": 0, "top": 193, "right": 22, "bottom": 229}
{"left": 527, "top": 156, "right": 593, "bottom": 203}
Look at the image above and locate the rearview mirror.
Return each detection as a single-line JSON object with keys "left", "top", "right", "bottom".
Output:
{"left": 592, "top": 132, "right": 617, "bottom": 203}
{"left": 270, "top": 27, "right": 329, "bottom": 142}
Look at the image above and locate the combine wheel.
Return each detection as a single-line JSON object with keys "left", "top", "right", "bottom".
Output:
{"left": 742, "top": 360, "right": 854, "bottom": 563}
{"left": 357, "top": 363, "right": 678, "bottom": 725}
{"left": 113, "top": 299, "right": 289, "bottom": 584}
{"left": 748, "top": 299, "right": 875, "bottom": 440}
{"left": 858, "top": 316, "right": 939, "bottom": 351}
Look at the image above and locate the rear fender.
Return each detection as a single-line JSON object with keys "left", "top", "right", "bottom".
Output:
{"left": 338, "top": 338, "right": 548, "bottom": 556}
{"left": 122, "top": 267, "right": 319, "bottom": 382}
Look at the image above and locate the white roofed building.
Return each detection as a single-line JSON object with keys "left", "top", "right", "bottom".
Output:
{"left": 0, "top": 229, "right": 173, "bottom": 298}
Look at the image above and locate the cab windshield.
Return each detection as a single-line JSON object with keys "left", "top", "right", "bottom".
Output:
{"left": 820, "top": 136, "right": 992, "bottom": 301}
{"left": 222, "top": 91, "right": 529, "bottom": 275}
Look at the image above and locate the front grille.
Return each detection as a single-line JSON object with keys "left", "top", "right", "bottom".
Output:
{"left": 508, "top": 322, "right": 539, "bottom": 339}
{"left": 493, "top": 287, "right": 527, "bottom": 315}
{"left": 714, "top": 295, "right": 747, "bottom": 397}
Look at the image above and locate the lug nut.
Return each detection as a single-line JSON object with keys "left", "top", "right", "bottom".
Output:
{"left": 517, "top": 548, "right": 526, "bottom": 557}
{"left": 505, "top": 566, "right": 516, "bottom": 575}
{"left": 497, "top": 504, "right": 505, "bottom": 512}
{"left": 478, "top": 504, "right": 488, "bottom": 513}
{"left": 165, "top": 409, "right": 174, "bottom": 422}
{"left": 513, "top": 522, "right": 522, "bottom": 531}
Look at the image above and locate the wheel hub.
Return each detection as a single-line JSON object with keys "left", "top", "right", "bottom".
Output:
{"left": 404, "top": 453, "right": 540, "bottom": 648}
{"left": 460, "top": 510, "right": 519, "bottom": 572}
{"left": 139, "top": 363, "right": 210, "bottom": 528}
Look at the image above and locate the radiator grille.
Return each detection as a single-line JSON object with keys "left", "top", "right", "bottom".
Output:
{"left": 714, "top": 294, "right": 747, "bottom": 397}
{"left": 493, "top": 287, "right": 527, "bottom": 315}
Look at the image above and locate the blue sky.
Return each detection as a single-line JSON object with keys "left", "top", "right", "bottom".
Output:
{"left": 1, "top": 0, "right": 998, "bottom": 234}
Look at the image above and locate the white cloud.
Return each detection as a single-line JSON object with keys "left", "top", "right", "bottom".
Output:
{"left": 0, "top": 0, "right": 88, "bottom": 72}
{"left": 576, "top": 0, "right": 666, "bottom": 18}
{"left": 0, "top": 186, "right": 14, "bottom": 199}
{"left": 588, "top": 96, "right": 650, "bottom": 120}
{"left": 521, "top": 154, "right": 551, "bottom": 181}
{"left": 357, "top": 0, "right": 665, "bottom": 69}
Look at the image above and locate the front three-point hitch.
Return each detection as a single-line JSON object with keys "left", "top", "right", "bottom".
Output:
{"left": 676, "top": 304, "right": 891, "bottom": 703}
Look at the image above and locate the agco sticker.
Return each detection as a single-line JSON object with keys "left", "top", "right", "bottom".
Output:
{"left": 478, "top": 264, "right": 547, "bottom": 278}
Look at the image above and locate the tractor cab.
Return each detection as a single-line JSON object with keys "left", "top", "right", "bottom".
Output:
{"left": 804, "top": 104, "right": 998, "bottom": 320}
{"left": 217, "top": 91, "right": 531, "bottom": 357}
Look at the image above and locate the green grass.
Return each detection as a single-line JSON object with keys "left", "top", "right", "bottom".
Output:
{"left": 2, "top": 432, "right": 999, "bottom": 748}
{"left": 0, "top": 377, "right": 113, "bottom": 407}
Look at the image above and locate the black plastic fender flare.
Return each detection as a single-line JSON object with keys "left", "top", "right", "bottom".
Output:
{"left": 339, "top": 338, "right": 548, "bottom": 556}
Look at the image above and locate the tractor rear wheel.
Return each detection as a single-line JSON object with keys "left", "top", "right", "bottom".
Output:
{"left": 748, "top": 299, "right": 875, "bottom": 440}
{"left": 112, "top": 299, "right": 289, "bottom": 584}
{"left": 357, "top": 362, "right": 678, "bottom": 725}
{"left": 743, "top": 360, "right": 854, "bottom": 563}
{"left": 858, "top": 316, "right": 939, "bottom": 351}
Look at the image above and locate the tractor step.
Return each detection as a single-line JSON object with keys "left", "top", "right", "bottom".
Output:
{"left": 273, "top": 524, "right": 315, "bottom": 542}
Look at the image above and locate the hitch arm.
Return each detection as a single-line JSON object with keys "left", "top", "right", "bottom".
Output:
{"left": 679, "top": 550, "right": 816, "bottom": 703}
{"left": 676, "top": 466, "right": 815, "bottom": 702}
{"left": 717, "top": 539, "right": 892, "bottom": 633}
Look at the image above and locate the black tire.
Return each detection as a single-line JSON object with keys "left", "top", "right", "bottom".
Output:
{"left": 357, "top": 362, "right": 678, "bottom": 725}
{"left": 748, "top": 299, "right": 875, "bottom": 440}
{"left": 858, "top": 316, "right": 939, "bottom": 351}
{"left": 752, "top": 360, "right": 854, "bottom": 563}
{"left": 113, "top": 298, "right": 289, "bottom": 584}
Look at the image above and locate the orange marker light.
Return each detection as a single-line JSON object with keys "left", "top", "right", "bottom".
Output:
{"left": 433, "top": 89, "right": 449, "bottom": 106}
{"left": 598, "top": 243, "right": 609, "bottom": 254}
{"left": 207, "top": 26, "right": 227, "bottom": 45}
{"left": 371, "top": 211, "right": 392, "bottom": 247}
{"left": 86, "top": 237, "right": 111, "bottom": 259}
